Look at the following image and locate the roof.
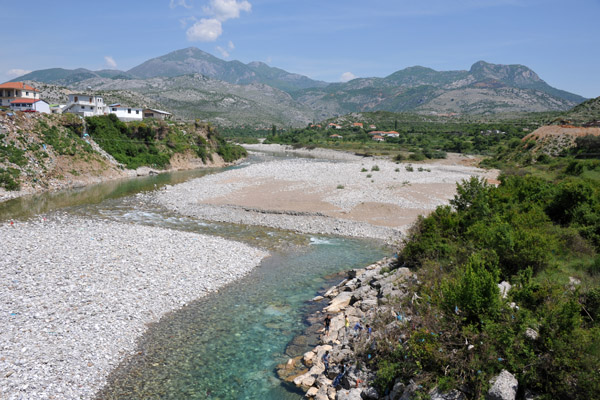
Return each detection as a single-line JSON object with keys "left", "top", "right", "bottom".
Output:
{"left": 144, "top": 108, "right": 171, "bottom": 115}
{"left": 0, "top": 82, "right": 38, "bottom": 91}
{"left": 10, "top": 98, "right": 41, "bottom": 104}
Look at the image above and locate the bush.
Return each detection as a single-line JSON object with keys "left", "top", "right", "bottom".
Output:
{"left": 442, "top": 254, "right": 501, "bottom": 324}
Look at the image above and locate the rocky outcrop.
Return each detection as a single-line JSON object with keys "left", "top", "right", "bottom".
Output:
{"left": 277, "top": 257, "right": 420, "bottom": 399}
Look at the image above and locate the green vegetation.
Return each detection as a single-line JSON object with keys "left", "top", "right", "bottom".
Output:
{"left": 0, "top": 167, "right": 20, "bottom": 191}
{"left": 38, "top": 119, "right": 93, "bottom": 156}
{"left": 260, "top": 111, "right": 545, "bottom": 160}
{"left": 86, "top": 114, "right": 246, "bottom": 169}
{"left": 366, "top": 161, "right": 600, "bottom": 399}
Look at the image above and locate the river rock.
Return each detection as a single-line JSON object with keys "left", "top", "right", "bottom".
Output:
{"left": 325, "top": 292, "right": 354, "bottom": 313}
{"left": 336, "top": 388, "right": 363, "bottom": 400}
{"left": 307, "top": 387, "right": 319, "bottom": 397}
{"left": 430, "top": 387, "right": 466, "bottom": 400}
{"left": 487, "top": 370, "right": 518, "bottom": 400}
{"left": 362, "top": 386, "right": 379, "bottom": 399}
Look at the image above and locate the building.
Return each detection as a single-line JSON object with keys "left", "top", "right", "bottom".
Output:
{"left": 108, "top": 103, "right": 143, "bottom": 122}
{"left": 352, "top": 122, "right": 363, "bottom": 128}
{"left": 143, "top": 108, "right": 172, "bottom": 120}
{"left": 62, "top": 94, "right": 107, "bottom": 117}
{"left": 329, "top": 134, "right": 343, "bottom": 139}
{"left": 372, "top": 135, "right": 385, "bottom": 142}
{"left": 0, "top": 82, "right": 39, "bottom": 107}
{"left": 49, "top": 104, "right": 66, "bottom": 114}
{"left": 10, "top": 98, "right": 50, "bottom": 114}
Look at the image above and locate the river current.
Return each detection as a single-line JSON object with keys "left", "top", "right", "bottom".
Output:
{"left": 1, "top": 152, "right": 388, "bottom": 399}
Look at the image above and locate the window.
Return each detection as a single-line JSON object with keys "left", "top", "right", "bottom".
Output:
{"left": 26, "top": 92, "right": 29, "bottom": 95}
{"left": 128, "top": 109, "right": 131, "bottom": 114}
{"left": 112, "top": 108, "right": 117, "bottom": 111}
{"left": 74, "top": 96, "right": 78, "bottom": 102}
{"left": 136, "top": 110, "right": 139, "bottom": 114}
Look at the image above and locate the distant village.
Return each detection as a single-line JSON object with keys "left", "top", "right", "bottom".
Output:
{"left": 313, "top": 122, "right": 400, "bottom": 142}
{"left": 0, "top": 81, "right": 171, "bottom": 122}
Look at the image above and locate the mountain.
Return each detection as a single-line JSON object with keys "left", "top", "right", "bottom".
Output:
{"left": 126, "top": 47, "right": 327, "bottom": 92}
{"left": 292, "top": 61, "right": 586, "bottom": 117}
{"left": 15, "top": 68, "right": 134, "bottom": 86}
{"left": 66, "top": 74, "right": 316, "bottom": 127}
{"left": 11, "top": 49, "right": 587, "bottom": 127}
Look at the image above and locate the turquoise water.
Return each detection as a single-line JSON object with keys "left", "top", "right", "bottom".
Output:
{"left": 0, "top": 153, "right": 389, "bottom": 399}
{"left": 97, "top": 236, "right": 385, "bottom": 399}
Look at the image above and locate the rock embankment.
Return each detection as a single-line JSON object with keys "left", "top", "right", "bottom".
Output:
{"left": 280, "top": 259, "right": 521, "bottom": 400}
{"left": 0, "top": 216, "right": 269, "bottom": 400}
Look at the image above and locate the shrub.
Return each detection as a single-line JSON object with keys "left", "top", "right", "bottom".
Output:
{"left": 442, "top": 254, "right": 501, "bottom": 324}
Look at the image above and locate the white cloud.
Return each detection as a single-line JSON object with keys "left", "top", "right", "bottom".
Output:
{"left": 186, "top": 18, "right": 223, "bottom": 41}
{"left": 216, "top": 46, "right": 229, "bottom": 58}
{"left": 204, "top": 0, "right": 251, "bottom": 21}
{"left": 104, "top": 56, "right": 117, "bottom": 68}
{"left": 170, "top": 0, "right": 192, "bottom": 9}
{"left": 227, "top": 40, "right": 235, "bottom": 50}
{"left": 6, "top": 68, "right": 32, "bottom": 77}
{"left": 340, "top": 72, "right": 357, "bottom": 82}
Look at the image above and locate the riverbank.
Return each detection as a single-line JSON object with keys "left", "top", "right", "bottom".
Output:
{"left": 155, "top": 145, "right": 496, "bottom": 242}
{"left": 0, "top": 152, "right": 232, "bottom": 204}
{"left": 0, "top": 216, "right": 268, "bottom": 400}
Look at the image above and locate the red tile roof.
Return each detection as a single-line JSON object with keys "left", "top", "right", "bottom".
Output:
{"left": 10, "top": 98, "right": 41, "bottom": 104}
{"left": 0, "top": 82, "right": 38, "bottom": 91}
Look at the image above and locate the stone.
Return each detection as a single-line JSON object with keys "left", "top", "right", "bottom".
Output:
{"left": 336, "top": 388, "right": 363, "bottom": 400}
{"left": 307, "top": 387, "right": 319, "bottom": 397}
{"left": 430, "top": 387, "right": 466, "bottom": 400}
{"left": 361, "top": 386, "right": 379, "bottom": 399}
{"left": 487, "top": 370, "right": 518, "bottom": 400}
{"left": 325, "top": 292, "right": 353, "bottom": 313}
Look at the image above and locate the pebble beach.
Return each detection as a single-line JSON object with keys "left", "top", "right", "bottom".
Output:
{"left": 156, "top": 146, "right": 495, "bottom": 242}
{"left": 0, "top": 216, "right": 268, "bottom": 400}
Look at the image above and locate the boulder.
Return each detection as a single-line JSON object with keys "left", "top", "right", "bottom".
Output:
{"left": 336, "top": 388, "right": 363, "bottom": 400}
{"left": 361, "top": 386, "right": 379, "bottom": 399}
{"left": 487, "top": 370, "right": 518, "bottom": 400}
{"left": 307, "top": 387, "right": 319, "bottom": 397}
{"left": 430, "top": 387, "right": 466, "bottom": 400}
{"left": 325, "top": 292, "right": 354, "bottom": 313}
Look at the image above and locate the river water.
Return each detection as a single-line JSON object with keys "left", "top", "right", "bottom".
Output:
{"left": 1, "top": 153, "right": 388, "bottom": 399}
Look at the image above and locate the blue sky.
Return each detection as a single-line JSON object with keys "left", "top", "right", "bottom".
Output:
{"left": 1, "top": 0, "right": 599, "bottom": 98}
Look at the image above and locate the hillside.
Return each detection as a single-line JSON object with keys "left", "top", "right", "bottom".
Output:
{"left": 0, "top": 112, "right": 244, "bottom": 201}
{"left": 293, "top": 61, "right": 585, "bottom": 117}
{"left": 560, "top": 96, "right": 600, "bottom": 124}
{"left": 12, "top": 49, "right": 587, "bottom": 127}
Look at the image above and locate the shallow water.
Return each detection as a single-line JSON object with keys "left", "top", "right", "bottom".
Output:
{"left": 97, "top": 237, "right": 385, "bottom": 399}
{"left": 1, "top": 152, "right": 389, "bottom": 399}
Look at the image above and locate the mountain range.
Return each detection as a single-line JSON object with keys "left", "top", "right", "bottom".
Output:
{"left": 14, "top": 47, "right": 587, "bottom": 127}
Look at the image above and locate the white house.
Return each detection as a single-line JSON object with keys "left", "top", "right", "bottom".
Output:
{"left": 108, "top": 103, "right": 143, "bottom": 122}
{"left": 62, "top": 94, "right": 107, "bottom": 117}
{"left": 10, "top": 98, "right": 50, "bottom": 114}
{"left": 0, "top": 82, "right": 39, "bottom": 107}
{"left": 143, "top": 108, "right": 172, "bottom": 120}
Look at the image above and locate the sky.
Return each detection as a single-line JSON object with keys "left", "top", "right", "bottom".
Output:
{"left": 1, "top": 0, "right": 599, "bottom": 98}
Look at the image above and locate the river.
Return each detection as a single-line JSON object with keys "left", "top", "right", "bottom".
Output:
{"left": 1, "top": 152, "right": 388, "bottom": 399}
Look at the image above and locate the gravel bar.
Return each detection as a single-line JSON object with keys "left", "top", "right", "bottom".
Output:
{"left": 155, "top": 153, "right": 493, "bottom": 241}
{"left": 0, "top": 216, "right": 269, "bottom": 400}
